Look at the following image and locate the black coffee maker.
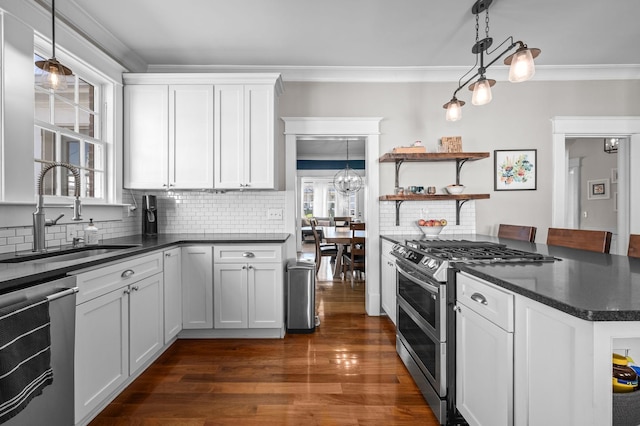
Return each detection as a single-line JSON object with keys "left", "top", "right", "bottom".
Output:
{"left": 142, "top": 195, "right": 158, "bottom": 236}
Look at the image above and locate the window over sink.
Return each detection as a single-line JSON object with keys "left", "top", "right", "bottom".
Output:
{"left": 33, "top": 52, "right": 108, "bottom": 201}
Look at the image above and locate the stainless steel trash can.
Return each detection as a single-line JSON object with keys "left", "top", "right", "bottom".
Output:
{"left": 286, "top": 259, "right": 316, "bottom": 333}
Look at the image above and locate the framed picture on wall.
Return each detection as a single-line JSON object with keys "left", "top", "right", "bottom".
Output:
{"left": 587, "top": 178, "right": 610, "bottom": 200}
{"left": 494, "top": 149, "right": 537, "bottom": 191}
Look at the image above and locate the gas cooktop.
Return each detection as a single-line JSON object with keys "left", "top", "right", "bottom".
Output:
{"left": 393, "top": 239, "right": 556, "bottom": 282}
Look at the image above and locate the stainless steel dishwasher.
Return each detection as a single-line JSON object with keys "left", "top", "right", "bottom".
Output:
{"left": 1, "top": 275, "right": 78, "bottom": 426}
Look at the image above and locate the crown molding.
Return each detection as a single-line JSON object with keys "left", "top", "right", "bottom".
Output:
{"left": 147, "top": 64, "right": 640, "bottom": 83}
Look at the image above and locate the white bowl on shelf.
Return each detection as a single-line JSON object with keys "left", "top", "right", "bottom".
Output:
{"left": 416, "top": 222, "right": 445, "bottom": 237}
{"left": 445, "top": 184, "right": 465, "bottom": 194}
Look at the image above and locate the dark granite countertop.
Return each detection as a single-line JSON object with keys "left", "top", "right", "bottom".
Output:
{"left": 0, "top": 233, "right": 290, "bottom": 294}
{"left": 381, "top": 233, "right": 640, "bottom": 322}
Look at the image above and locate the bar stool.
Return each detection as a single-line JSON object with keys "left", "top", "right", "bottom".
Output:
{"left": 497, "top": 224, "right": 537, "bottom": 242}
{"left": 546, "top": 227, "right": 612, "bottom": 254}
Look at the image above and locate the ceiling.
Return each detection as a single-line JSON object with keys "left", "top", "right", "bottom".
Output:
{"left": 56, "top": 0, "right": 640, "bottom": 80}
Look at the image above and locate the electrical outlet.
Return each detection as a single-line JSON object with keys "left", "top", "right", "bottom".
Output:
{"left": 267, "top": 208, "right": 283, "bottom": 220}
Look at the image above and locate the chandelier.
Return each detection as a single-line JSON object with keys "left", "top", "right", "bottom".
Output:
{"left": 333, "top": 140, "right": 363, "bottom": 195}
{"left": 443, "top": 0, "right": 541, "bottom": 121}
{"left": 35, "top": 0, "right": 73, "bottom": 91}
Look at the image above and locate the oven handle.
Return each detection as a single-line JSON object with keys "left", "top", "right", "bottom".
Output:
{"left": 396, "top": 263, "right": 440, "bottom": 295}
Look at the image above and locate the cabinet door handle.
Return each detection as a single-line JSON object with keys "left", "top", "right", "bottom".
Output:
{"left": 242, "top": 252, "right": 255, "bottom": 258}
{"left": 453, "top": 304, "right": 461, "bottom": 313}
{"left": 131, "top": 285, "right": 139, "bottom": 292}
{"left": 242, "top": 265, "right": 247, "bottom": 270}
{"left": 248, "top": 265, "right": 253, "bottom": 270}
{"left": 470, "top": 292, "right": 488, "bottom": 305}
{"left": 123, "top": 288, "right": 131, "bottom": 295}
{"left": 121, "top": 269, "right": 135, "bottom": 278}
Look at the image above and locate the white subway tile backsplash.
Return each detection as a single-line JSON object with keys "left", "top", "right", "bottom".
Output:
{"left": 0, "top": 189, "right": 478, "bottom": 253}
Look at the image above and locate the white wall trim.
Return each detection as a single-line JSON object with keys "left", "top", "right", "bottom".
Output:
{"left": 551, "top": 116, "right": 640, "bottom": 253}
{"left": 283, "top": 117, "right": 382, "bottom": 316}
{"left": 148, "top": 64, "right": 640, "bottom": 83}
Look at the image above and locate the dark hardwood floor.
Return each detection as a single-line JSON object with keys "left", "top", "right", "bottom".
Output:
{"left": 90, "top": 244, "right": 437, "bottom": 425}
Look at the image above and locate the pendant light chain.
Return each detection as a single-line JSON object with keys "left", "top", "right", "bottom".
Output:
{"left": 485, "top": 8, "right": 490, "bottom": 39}
{"left": 51, "top": 0, "right": 56, "bottom": 58}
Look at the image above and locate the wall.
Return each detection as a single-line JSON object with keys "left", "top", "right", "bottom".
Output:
{"left": 136, "top": 190, "right": 286, "bottom": 234}
{"left": 567, "top": 138, "right": 618, "bottom": 232}
{"left": 278, "top": 80, "right": 640, "bottom": 241}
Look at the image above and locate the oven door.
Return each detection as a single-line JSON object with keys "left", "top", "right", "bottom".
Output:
{"left": 396, "top": 262, "right": 446, "bottom": 341}
{"left": 397, "top": 301, "right": 447, "bottom": 398}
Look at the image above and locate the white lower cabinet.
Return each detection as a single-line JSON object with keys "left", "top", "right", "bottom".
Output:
{"left": 380, "top": 239, "right": 396, "bottom": 325}
{"left": 513, "top": 292, "right": 594, "bottom": 426}
{"left": 456, "top": 272, "right": 514, "bottom": 426}
{"left": 163, "top": 247, "right": 182, "bottom": 342}
{"left": 74, "top": 255, "right": 164, "bottom": 424}
{"left": 213, "top": 245, "right": 283, "bottom": 330}
{"left": 181, "top": 246, "right": 213, "bottom": 329}
{"left": 75, "top": 285, "right": 128, "bottom": 423}
{"left": 129, "top": 273, "right": 164, "bottom": 374}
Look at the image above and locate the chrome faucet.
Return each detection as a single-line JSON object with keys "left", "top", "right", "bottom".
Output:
{"left": 33, "top": 162, "right": 82, "bottom": 252}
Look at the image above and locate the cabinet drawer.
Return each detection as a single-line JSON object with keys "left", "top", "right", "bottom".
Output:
{"left": 457, "top": 272, "right": 514, "bottom": 332}
{"left": 73, "top": 252, "right": 164, "bottom": 304}
{"left": 214, "top": 245, "right": 282, "bottom": 263}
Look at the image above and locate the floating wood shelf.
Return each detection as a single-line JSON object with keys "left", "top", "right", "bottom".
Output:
{"left": 379, "top": 194, "right": 490, "bottom": 202}
{"left": 378, "top": 152, "right": 491, "bottom": 225}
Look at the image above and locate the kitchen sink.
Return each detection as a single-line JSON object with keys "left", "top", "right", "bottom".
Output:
{"left": 0, "top": 245, "right": 140, "bottom": 264}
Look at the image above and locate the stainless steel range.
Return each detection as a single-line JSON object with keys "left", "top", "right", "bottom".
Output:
{"left": 391, "top": 239, "right": 554, "bottom": 425}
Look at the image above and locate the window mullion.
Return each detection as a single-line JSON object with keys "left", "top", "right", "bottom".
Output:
{"left": 55, "top": 133, "right": 62, "bottom": 196}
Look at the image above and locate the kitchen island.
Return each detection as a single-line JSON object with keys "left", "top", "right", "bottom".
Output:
{"left": 382, "top": 234, "right": 640, "bottom": 426}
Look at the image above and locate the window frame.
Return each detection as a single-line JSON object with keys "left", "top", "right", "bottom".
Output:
{"left": 33, "top": 37, "right": 115, "bottom": 205}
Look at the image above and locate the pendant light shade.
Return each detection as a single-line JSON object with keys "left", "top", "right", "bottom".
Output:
{"left": 35, "top": 0, "right": 72, "bottom": 91}
{"left": 505, "top": 46, "right": 540, "bottom": 83}
{"left": 443, "top": 97, "right": 465, "bottom": 122}
{"left": 333, "top": 140, "right": 362, "bottom": 195}
{"left": 469, "top": 77, "right": 495, "bottom": 106}
{"left": 35, "top": 57, "right": 73, "bottom": 90}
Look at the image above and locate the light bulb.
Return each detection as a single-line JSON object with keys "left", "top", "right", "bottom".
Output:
{"left": 508, "top": 48, "right": 535, "bottom": 82}
{"left": 471, "top": 78, "right": 492, "bottom": 106}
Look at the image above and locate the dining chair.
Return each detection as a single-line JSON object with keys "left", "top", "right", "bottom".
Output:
{"left": 310, "top": 218, "right": 338, "bottom": 274}
{"left": 333, "top": 216, "right": 351, "bottom": 228}
{"left": 498, "top": 224, "right": 537, "bottom": 242}
{"left": 628, "top": 234, "right": 640, "bottom": 258}
{"left": 342, "top": 236, "right": 365, "bottom": 287}
{"left": 350, "top": 222, "right": 366, "bottom": 230}
{"left": 546, "top": 227, "right": 612, "bottom": 254}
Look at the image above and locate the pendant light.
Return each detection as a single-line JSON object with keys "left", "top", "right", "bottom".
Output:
{"left": 333, "top": 140, "right": 363, "bottom": 195}
{"left": 443, "top": 0, "right": 541, "bottom": 121}
{"left": 35, "top": 0, "right": 73, "bottom": 91}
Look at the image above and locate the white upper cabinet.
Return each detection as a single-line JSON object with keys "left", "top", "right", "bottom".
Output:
{"left": 214, "top": 83, "right": 279, "bottom": 190}
{"left": 123, "top": 73, "right": 282, "bottom": 191}
{"left": 124, "top": 85, "right": 169, "bottom": 189}
{"left": 124, "top": 84, "right": 214, "bottom": 189}
{"left": 169, "top": 85, "right": 215, "bottom": 189}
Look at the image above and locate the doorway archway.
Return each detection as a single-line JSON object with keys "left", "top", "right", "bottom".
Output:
{"left": 551, "top": 116, "right": 640, "bottom": 254}
{"left": 282, "top": 117, "right": 382, "bottom": 316}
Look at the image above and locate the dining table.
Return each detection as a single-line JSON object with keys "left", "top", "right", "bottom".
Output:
{"left": 322, "top": 226, "right": 366, "bottom": 279}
